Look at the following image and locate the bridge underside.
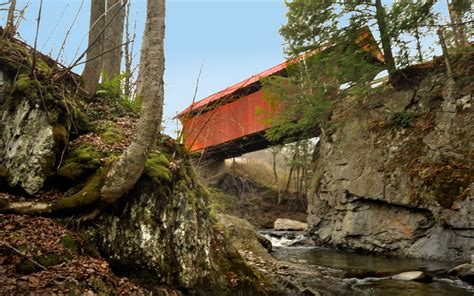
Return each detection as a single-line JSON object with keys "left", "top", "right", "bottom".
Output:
{"left": 195, "top": 127, "right": 321, "bottom": 160}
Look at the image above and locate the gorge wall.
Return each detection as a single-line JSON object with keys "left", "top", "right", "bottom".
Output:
{"left": 308, "top": 54, "right": 473, "bottom": 261}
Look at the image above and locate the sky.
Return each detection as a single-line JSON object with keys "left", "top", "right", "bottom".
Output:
{"left": 2, "top": 0, "right": 288, "bottom": 136}
{"left": 1, "top": 0, "right": 454, "bottom": 136}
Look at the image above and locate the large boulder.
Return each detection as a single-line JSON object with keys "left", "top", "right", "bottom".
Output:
{"left": 94, "top": 173, "right": 212, "bottom": 288}
{"left": 0, "top": 76, "right": 65, "bottom": 195}
{"left": 217, "top": 213, "right": 274, "bottom": 259}
{"left": 274, "top": 218, "right": 308, "bottom": 231}
{"left": 448, "top": 256, "right": 474, "bottom": 285}
{"left": 91, "top": 162, "right": 272, "bottom": 295}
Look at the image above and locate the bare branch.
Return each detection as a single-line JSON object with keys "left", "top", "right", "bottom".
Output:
{"left": 40, "top": 3, "right": 69, "bottom": 51}
{"left": 0, "top": 241, "right": 48, "bottom": 271}
{"left": 54, "top": 1, "right": 127, "bottom": 82}
{"left": 30, "top": 0, "right": 42, "bottom": 76}
{"left": 2, "top": 0, "right": 16, "bottom": 39}
{"left": 55, "top": 0, "right": 84, "bottom": 63}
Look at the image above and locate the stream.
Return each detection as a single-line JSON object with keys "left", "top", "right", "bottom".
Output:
{"left": 260, "top": 231, "right": 474, "bottom": 295}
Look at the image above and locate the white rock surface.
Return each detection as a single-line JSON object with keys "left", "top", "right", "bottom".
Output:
{"left": 274, "top": 218, "right": 308, "bottom": 231}
{"left": 392, "top": 271, "right": 428, "bottom": 281}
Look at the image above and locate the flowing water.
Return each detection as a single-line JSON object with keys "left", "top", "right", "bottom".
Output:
{"left": 261, "top": 232, "right": 474, "bottom": 296}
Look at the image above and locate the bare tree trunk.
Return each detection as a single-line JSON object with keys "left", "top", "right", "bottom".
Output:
{"left": 82, "top": 0, "right": 105, "bottom": 96}
{"left": 101, "top": 0, "right": 165, "bottom": 204}
{"left": 271, "top": 148, "right": 280, "bottom": 205}
{"left": 285, "top": 158, "right": 295, "bottom": 192}
{"left": 124, "top": 0, "right": 133, "bottom": 98}
{"left": 102, "top": 0, "right": 126, "bottom": 79}
{"left": 374, "top": 0, "right": 396, "bottom": 78}
{"left": 414, "top": 27, "right": 423, "bottom": 63}
{"left": 2, "top": 0, "right": 17, "bottom": 39}
{"left": 447, "top": 1, "right": 466, "bottom": 48}
{"left": 437, "top": 28, "right": 453, "bottom": 80}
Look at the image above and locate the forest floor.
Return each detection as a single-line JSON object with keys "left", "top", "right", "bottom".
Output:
{"left": 0, "top": 193, "right": 181, "bottom": 295}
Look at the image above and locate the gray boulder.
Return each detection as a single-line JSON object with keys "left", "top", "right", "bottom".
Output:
{"left": 448, "top": 259, "right": 474, "bottom": 285}
{"left": 274, "top": 218, "right": 308, "bottom": 231}
{"left": 1, "top": 99, "right": 63, "bottom": 195}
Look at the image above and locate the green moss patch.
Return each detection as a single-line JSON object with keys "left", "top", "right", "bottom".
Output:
{"left": 101, "top": 124, "right": 126, "bottom": 145}
{"left": 60, "top": 234, "right": 79, "bottom": 253}
{"left": 51, "top": 169, "right": 106, "bottom": 213}
{"left": 391, "top": 111, "right": 418, "bottom": 129}
{"left": 16, "top": 253, "right": 64, "bottom": 274}
{"left": 73, "top": 109, "right": 94, "bottom": 135}
{"left": 57, "top": 143, "right": 104, "bottom": 182}
{"left": 144, "top": 153, "right": 172, "bottom": 183}
{"left": 52, "top": 123, "right": 68, "bottom": 148}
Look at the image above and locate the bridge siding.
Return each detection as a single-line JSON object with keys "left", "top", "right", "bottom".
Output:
{"left": 182, "top": 89, "right": 276, "bottom": 152}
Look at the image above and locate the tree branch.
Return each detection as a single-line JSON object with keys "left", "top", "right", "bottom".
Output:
{"left": 30, "top": 0, "right": 42, "bottom": 76}
{"left": 0, "top": 241, "right": 48, "bottom": 270}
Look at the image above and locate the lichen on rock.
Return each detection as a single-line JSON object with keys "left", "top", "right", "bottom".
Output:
{"left": 1, "top": 98, "right": 61, "bottom": 194}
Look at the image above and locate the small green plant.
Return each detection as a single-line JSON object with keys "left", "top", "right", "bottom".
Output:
{"left": 96, "top": 72, "right": 140, "bottom": 113}
{"left": 391, "top": 111, "right": 417, "bottom": 128}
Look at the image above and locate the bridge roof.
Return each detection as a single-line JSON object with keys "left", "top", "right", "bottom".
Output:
{"left": 177, "top": 54, "right": 307, "bottom": 118}
{"left": 178, "top": 27, "right": 383, "bottom": 119}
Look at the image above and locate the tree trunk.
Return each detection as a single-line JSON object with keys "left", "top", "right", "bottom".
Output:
{"left": 285, "top": 162, "right": 295, "bottom": 193}
{"left": 437, "top": 28, "right": 453, "bottom": 79}
{"left": 414, "top": 28, "right": 423, "bottom": 63}
{"left": 124, "top": 0, "right": 133, "bottom": 98}
{"left": 374, "top": 0, "right": 396, "bottom": 78}
{"left": 101, "top": 0, "right": 126, "bottom": 79}
{"left": 2, "top": 0, "right": 16, "bottom": 39}
{"left": 100, "top": 0, "right": 165, "bottom": 204}
{"left": 447, "top": 0, "right": 466, "bottom": 48}
{"left": 82, "top": 0, "right": 105, "bottom": 96}
{"left": 271, "top": 149, "right": 280, "bottom": 205}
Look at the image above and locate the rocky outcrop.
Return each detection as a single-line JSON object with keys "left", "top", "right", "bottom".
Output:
{"left": 308, "top": 58, "right": 473, "bottom": 261}
{"left": 94, "top": 173, "right": 212, "bottom": 288}
{"left": 448, "top": 255, "right": 474, "bottom": 285}
{"left": 92, "top": 167, "right": 272, "bottom": 294}
{"left": 274, "top": 218, "right": 308, "bottom": 231}
{"left": 0, "top": 70, "right": 65, "bottom": 195}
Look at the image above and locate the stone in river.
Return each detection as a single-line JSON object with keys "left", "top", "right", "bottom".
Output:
{"left": 392, "top": 271, "right": 431, "bottom": 282}
{"left": 274, "top": 218, "right": 308, "bottom": 231}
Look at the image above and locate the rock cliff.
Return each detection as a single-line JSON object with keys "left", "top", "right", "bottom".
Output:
{"left": 308, "top": 53, "right": 473, "bottom": 261}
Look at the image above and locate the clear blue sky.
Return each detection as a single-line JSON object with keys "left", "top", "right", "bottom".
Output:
{"left": 3, "top": 0, "right": 287, "bottom": 136}
{"left": 1, "top": 0, "right": 451, "bottom": 136}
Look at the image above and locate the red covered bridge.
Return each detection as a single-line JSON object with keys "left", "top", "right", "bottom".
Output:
{"left": 178, "top": 30, "right": 383, "bottom": 160}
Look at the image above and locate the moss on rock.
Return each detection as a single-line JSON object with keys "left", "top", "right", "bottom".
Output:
{"left": 57, "top": 143, "right": 103, "bottom": 182}
{"left": 51, "top": 169, "right": 106, "bottom": 213}
{"left": 73, "top": 109, "right": 94, "bottom": 135}
{"left": 427, "top": 165, "right": 473, "bottom": 208}
{"left": 100, "top": 123, "right": 126, "bottom": 145}
{"left": 52, "top": 123, "right": 68, "bottom": 148}
{"left": 60, "top": 234, "right": 79, "bottom": 253}
{"left": 144, "top": 153, "right": 172, "bottom": 183}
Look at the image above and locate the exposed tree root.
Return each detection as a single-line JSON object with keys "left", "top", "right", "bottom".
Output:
{"left": 0, "top": 170, "right": 106, "bottom": 216}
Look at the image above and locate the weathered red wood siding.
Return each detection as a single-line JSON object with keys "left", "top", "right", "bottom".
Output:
{"left": 182, "top": 89, "right": 275, "bottom": 152}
